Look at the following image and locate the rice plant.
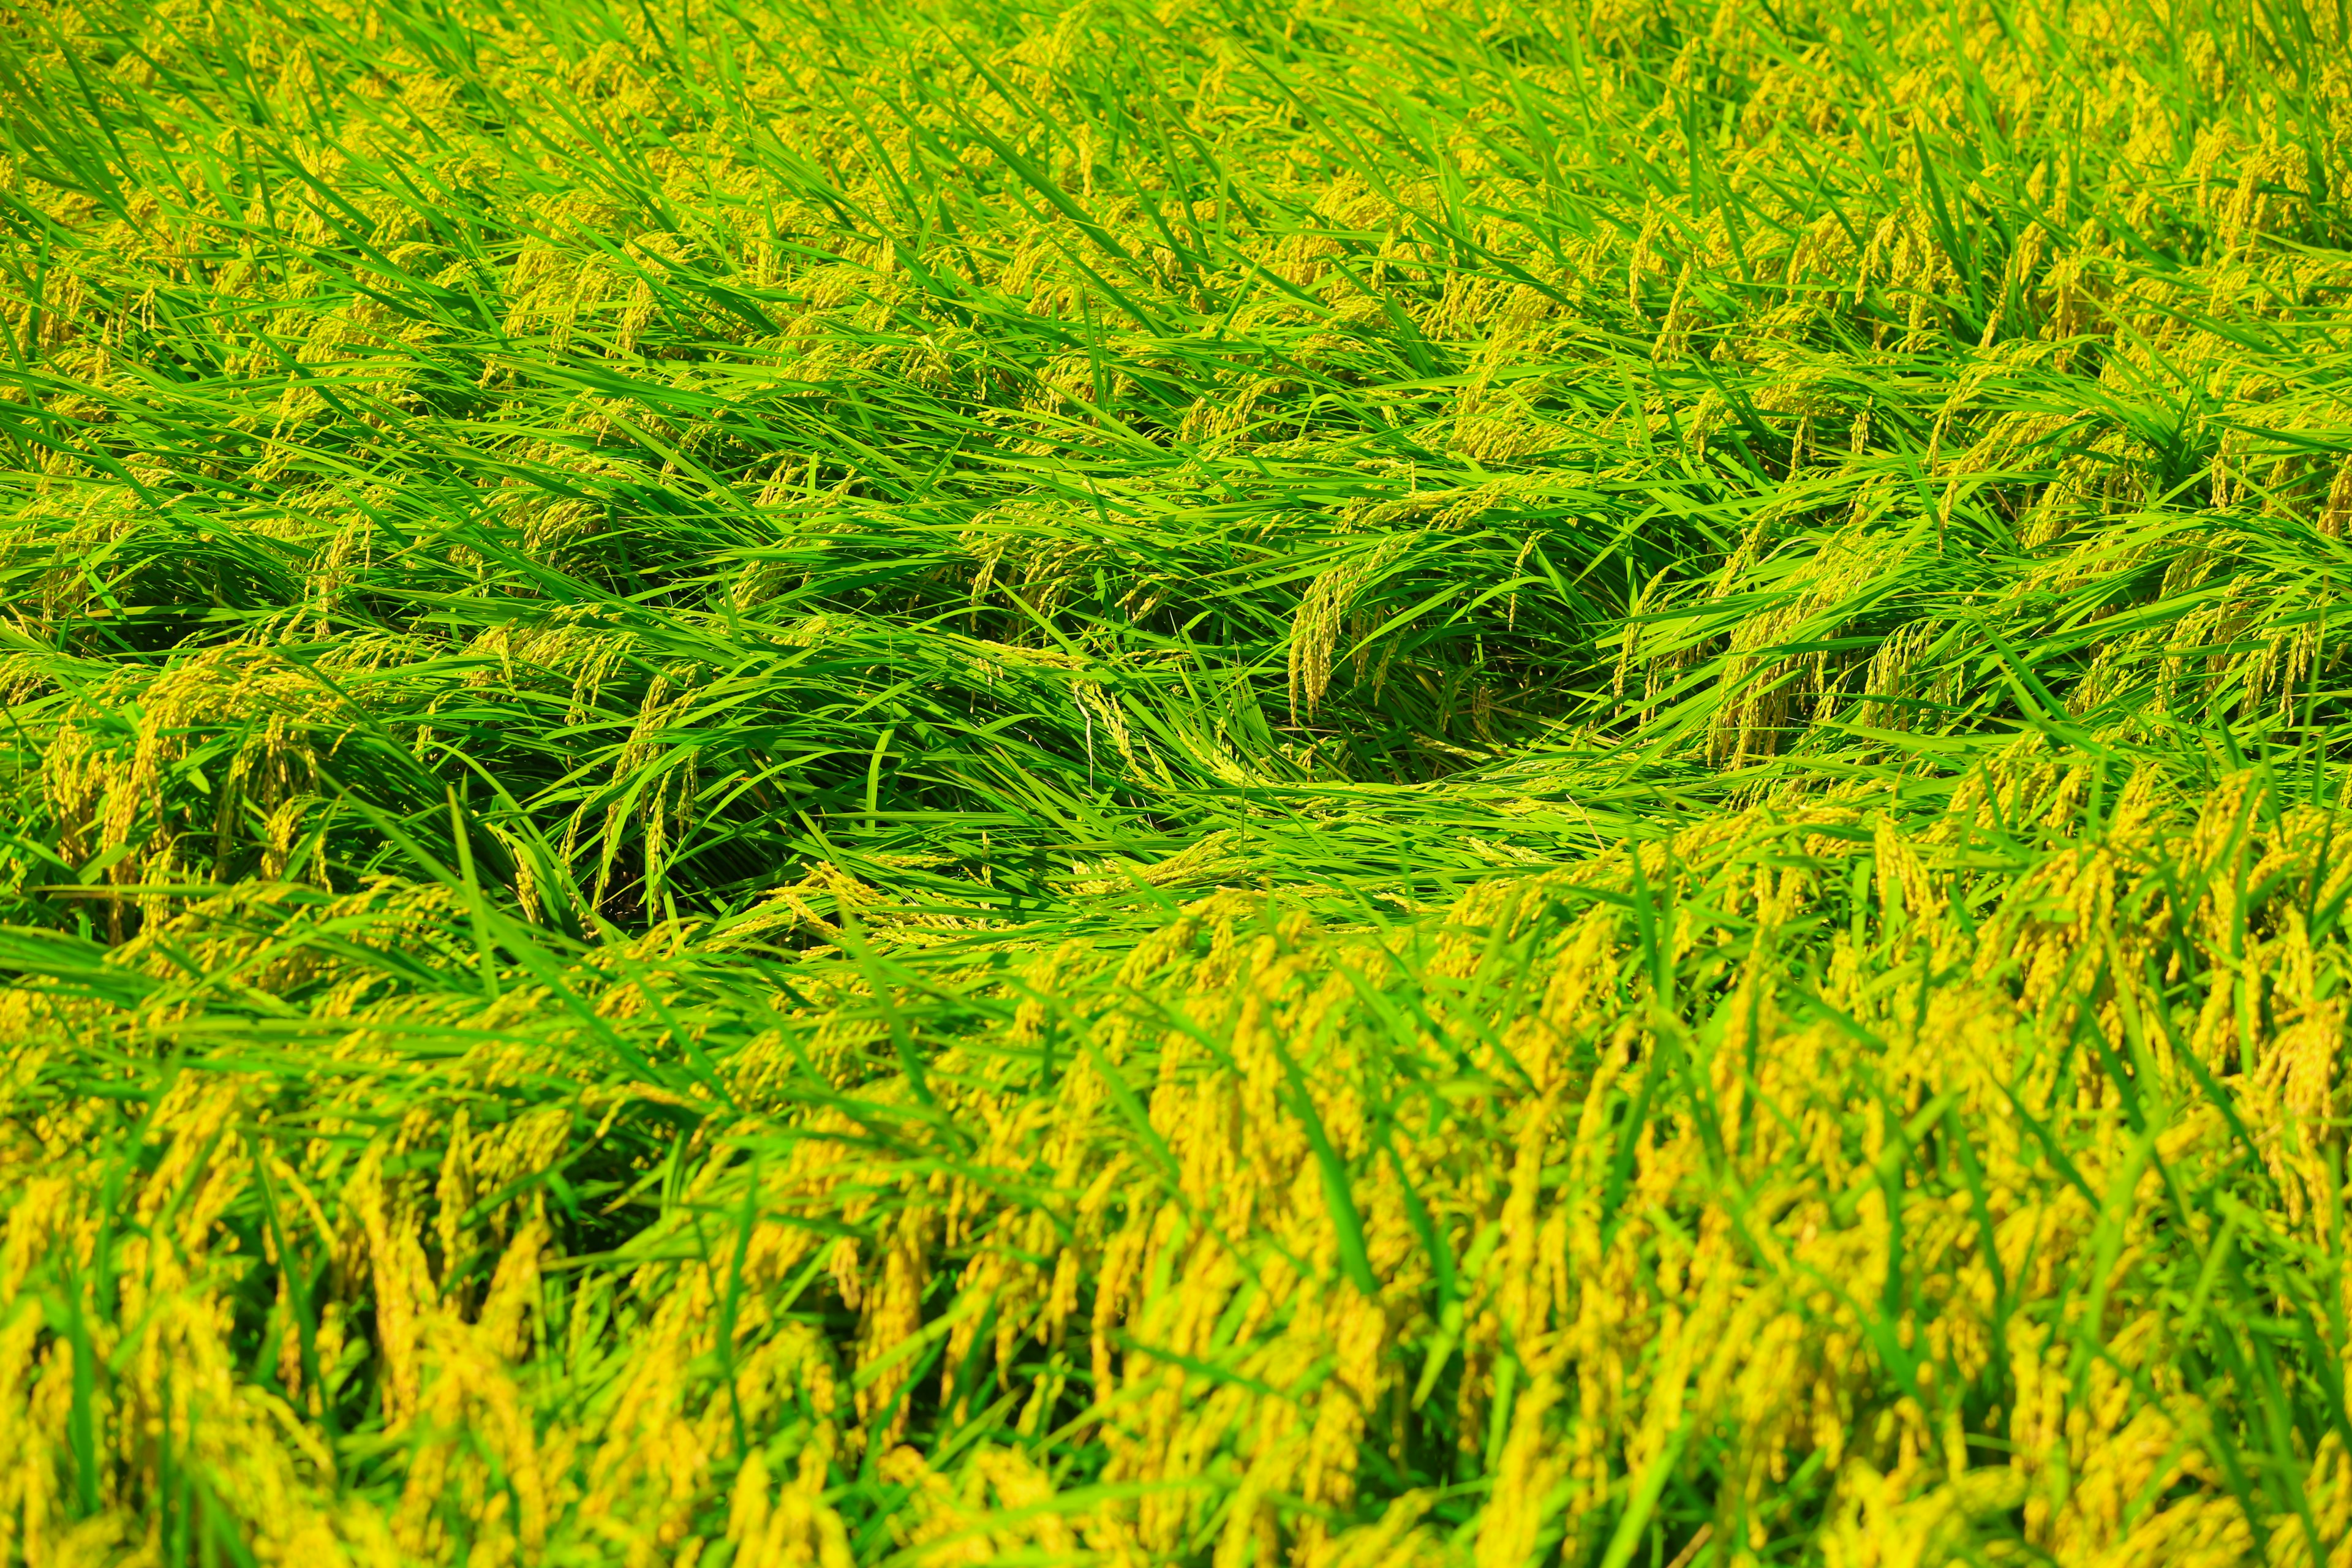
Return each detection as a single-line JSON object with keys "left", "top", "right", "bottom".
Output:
{"left": 2, "top": 0, "right": 2351, "bottom": 1561}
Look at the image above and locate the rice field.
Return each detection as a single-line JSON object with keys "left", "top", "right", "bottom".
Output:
{"left": 2, "top": 0, "right": 2351, "bottom": 1561}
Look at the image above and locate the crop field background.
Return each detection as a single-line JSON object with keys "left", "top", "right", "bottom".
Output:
{"left": 1, "top": 0, "right": 2351, "bottom": 1562}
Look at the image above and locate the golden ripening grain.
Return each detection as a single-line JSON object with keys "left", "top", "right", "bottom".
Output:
{"left": 1, "top": 0, "right": 2351, "bottom": 1562}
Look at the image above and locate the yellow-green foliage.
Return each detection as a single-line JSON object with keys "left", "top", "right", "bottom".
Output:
{"left": 2, "top": 0, "right": 2351, "bottom": 1562}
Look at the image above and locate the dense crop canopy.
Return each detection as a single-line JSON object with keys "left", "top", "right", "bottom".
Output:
{"left": 3, "top": 0, "right": 2352, "bottom": 1561}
